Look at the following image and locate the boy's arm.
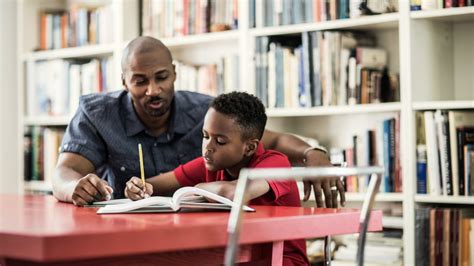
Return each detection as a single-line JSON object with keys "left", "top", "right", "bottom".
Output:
{"left": 195, "top": 180, "right": 270, "bottom": 201}
{"left": 262, "top": 129, "right": 345, "bottom": 208}
{"left": 125, "top": 171, "right": 182, "bottom": 200}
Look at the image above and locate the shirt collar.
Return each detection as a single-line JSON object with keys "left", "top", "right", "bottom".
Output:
{"left": 122, "top": 91, "right": 195, "bottom": 137}
{"left": 123, "top": 92, "right": 146, "bottom": 137}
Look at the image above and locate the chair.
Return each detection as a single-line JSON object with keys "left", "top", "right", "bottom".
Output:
{"left": 224, "top": 166, "right": 384, "bottom": 266}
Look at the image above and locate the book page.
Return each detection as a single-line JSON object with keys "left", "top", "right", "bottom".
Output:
{"left": 97, "top": 196, "right": 173, "bottom": 214}
{"left": 172, "top": 187, "right": 255, "bottom": 211}
{"left": 90, "top": 198, "right": 132, "bottom": 207}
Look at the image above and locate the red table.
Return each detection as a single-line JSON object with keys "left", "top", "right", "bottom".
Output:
{"left": 0, "top": 195, "right": 382, "bottom": 265}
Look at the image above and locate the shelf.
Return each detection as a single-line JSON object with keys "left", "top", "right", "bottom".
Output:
{"left": 158, "top": 30, "right": 240, "bottom": 48}
{"left": 24, "top": 116, "right": 72, "bottom": 126}
{"left": 415, "top": 195, "right": 474, "bottom": 204}
{"left": 24, "top": 180, "right": 52, "bottom": 192}
{"left": 250, "top": 13, "right": 399, "bottom": 37}
{"left": 412, "top": 100, "right": 474, "bottom": 110}
{"left": 346, "top": 192, "right": 404, "bottom": 202}
{"left": 22, "top": 43, "right": 115, "bottom": 61}
{"left": 300, "top": 193, "right": 404, "bottom": 202}
{"left": 267, "top": 102, "right": 401, "bottom": 117}
{"left": 411, "top": 6, "right": 474, "bottom": 22}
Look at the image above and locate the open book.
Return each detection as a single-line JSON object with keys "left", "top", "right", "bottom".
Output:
{"left": 95, "top": 187, "right": 255, "bottom": 214}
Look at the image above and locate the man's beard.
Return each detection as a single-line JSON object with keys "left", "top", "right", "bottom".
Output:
{"left": 145, "top": 104, "right": 170, "bottom": 117}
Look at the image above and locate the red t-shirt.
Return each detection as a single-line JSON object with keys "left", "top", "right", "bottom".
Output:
{"left": 174, "top": 143, "right": 309, "bottom": 266}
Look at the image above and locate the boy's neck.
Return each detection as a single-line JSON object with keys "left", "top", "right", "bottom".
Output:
{"left": 225, "top": 155, "right": 253, "bottom": 179}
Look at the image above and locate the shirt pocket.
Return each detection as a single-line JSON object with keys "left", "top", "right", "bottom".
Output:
{"left": 108, "top": 156, "right": 140, "bottom": 181}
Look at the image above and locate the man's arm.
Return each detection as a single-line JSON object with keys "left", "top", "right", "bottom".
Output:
{"left": 53, "top": 153, "right": 113, "bottom": 206}
{"left": 261, "top": 129, "right": 345, "bottom": 208}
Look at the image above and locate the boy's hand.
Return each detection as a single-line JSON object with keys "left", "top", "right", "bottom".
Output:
{"left": 124, "top": 176, "right": 153, "bottom": 200}
{"left": 72, "top": 174, "right": 113, "bottom": 206}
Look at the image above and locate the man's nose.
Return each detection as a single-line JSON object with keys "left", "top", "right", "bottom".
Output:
{"left": 146, "top": 81, "right": 162, "bottom": 96}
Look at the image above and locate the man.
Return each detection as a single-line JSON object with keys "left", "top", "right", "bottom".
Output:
{"left": 52, "top": 36, "right": 345, "bottom": 208}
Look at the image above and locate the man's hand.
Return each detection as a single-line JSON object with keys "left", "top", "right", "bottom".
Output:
{"left": 71, "top": 174, "right": 113, "bottom": 206}
{"left": 124, "top": 176, "right": 153, "bottom": 200}
{"left": 302, "top": 150, "right": 345, "bottom": 208}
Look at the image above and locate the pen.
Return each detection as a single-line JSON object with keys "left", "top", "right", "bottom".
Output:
{"left": 138, "top": 143, "right": 146, "bottom": 188}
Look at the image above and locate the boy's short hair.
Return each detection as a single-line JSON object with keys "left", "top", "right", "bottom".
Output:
{"left": 210, "top": 92, "right": 267, "bottom": 140}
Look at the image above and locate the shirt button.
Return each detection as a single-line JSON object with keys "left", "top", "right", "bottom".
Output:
{"left": 120, "top": 166, "right": 126, "bottom": 172}
{"left": 153, "top": 143, "right": 157, "bottom": 147}
{"left": 167, "top": 134, "right": 171, "bottom": 140}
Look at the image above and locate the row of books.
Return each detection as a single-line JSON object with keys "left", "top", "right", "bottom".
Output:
{"left": 249, "top": 0, "right": 398, "bottom": 28}
{"left": 411, "top": 0, "right": 474, "bottom": 10}
{"left": 39, "top": 4, "right": 113, "bottom": 50}
{"left": 141, "top": 0, "right": 238, "bottom": 38}
{"left": 415, "top": 207, "right": 474, "bottom": 266}
{"left": 174, "top": 55, "right": 239, "bottom": 96}
{"left": 255, "top": 31, "right": 399, "bottom": 108}
{"left": 24, "top": 127, "right": 64, "bottom": 183}
{"left": 27, "top": 57, "right": 114, "bottom": 117}
{"left": 332, "top": 231, "right": 403, "bottom": 265}
{"left": 330, "top": 116, "right": 401, "bottom": 193}
{"left": 416, "top": 110, "right": 474, "bottom": 196}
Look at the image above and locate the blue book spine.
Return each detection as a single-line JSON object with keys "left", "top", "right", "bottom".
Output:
{"left": 383, "top": 119, "right": 392, "bottom": 192}
{"left": 417, "top": 162, "right": 427, "bottom": 194}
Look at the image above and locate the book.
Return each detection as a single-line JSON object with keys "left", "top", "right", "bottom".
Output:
{"left": 95, "top": 187, "right": 255, "bottom": 214}
{"left": 424, "top": 111, "right": 441, "bottom": 195}
{"left": 447, "top": 111, "right": 474, "bottom": 196}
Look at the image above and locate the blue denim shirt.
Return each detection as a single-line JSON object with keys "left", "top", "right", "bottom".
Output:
{"left": 60, "top": 90, "right": 213, "bottom": 199}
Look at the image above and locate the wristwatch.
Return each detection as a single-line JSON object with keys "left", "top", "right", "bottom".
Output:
{"left": 303, "top": 145, "right": 328, "bottom": 163}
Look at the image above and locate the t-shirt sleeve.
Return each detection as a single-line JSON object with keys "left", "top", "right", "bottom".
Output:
{"left": 60, "top": 103, "right": 107, "bottom": 168}
{"left": 253, "top": 153, "right": 293, "bottom": 201}
{"left": 174, "top": 157, "right": 207, "bottom": 187}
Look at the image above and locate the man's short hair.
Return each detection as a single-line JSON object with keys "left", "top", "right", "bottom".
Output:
{"left": 210, "top": 92, "right": 267, "bottom": 140}
{"left": 121, "top": 36, "right": 173, "bottom": 72}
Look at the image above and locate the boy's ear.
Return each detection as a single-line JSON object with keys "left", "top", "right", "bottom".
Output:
{"left": 245, "top": 139, "right": 259, "bottom": 157}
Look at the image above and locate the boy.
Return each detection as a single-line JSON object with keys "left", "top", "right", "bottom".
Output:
{"left": 125, "top": 92, "right": 309, "bottom": 265}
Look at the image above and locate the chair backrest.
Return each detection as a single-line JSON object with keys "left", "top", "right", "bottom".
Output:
{"left": 224, "top": 166, "right": 384, "bottom": 266}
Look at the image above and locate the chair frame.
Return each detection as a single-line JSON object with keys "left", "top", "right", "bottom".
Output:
{"left": 224, "top": 166, "right": 384, "bottom": 266}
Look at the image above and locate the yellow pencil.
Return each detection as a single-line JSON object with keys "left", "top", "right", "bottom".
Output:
{"left": 138, "top": 143, "right": 146, "bottom": 188}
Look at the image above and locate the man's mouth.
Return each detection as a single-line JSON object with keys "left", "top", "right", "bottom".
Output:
{"left": 147, "top": 100, "right": 164, "bottom": 109}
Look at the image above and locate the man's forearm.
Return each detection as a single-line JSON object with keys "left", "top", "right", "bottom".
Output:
{"left": 52, "top": 167, "right": 82, "bottom": 202}
{"left": 263, "top": 131, "right": 328, "bottom": 166}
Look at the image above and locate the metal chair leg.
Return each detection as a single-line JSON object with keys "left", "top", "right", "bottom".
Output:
{"left": 324, "top": 235, "right": 331, "bottom": 266}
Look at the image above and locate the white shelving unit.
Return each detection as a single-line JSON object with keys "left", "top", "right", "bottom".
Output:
{"left": 249, "top": 12, "right": 399, "bottom": 36}
{"left": 21, "top": 43, "right": 115, "bottom": 61}
{"left": 267, "top": 102, "right": 401, "bottom": 117}
{"left": 160, "top": 30, "right": 240, "bottom": 48}
{"left": 24, "top": 116, "right": 73, "bottom": 126}
{"left": 412, "top": 100, "right": 474, "bottom": 110}
{"left": 415, "top": 195, "right": 474, "bottom": 204}
{"left": 16, "top": 1, "right": 474, "bottom": 265}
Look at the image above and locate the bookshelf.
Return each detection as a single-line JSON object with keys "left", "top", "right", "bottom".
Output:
{"left": 15, "top": 0, "right": 474, "bottom": 265}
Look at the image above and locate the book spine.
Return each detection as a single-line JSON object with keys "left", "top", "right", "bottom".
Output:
{"left": 417, "top": 145, "right": 428, "bottom": 194}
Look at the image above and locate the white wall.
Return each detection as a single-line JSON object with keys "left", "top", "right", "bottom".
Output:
{"left": 0, "top": 0, "right": 20, "bottom": 194}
